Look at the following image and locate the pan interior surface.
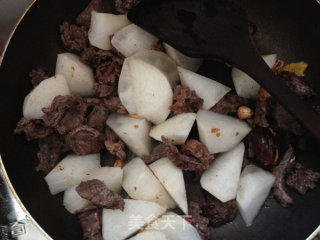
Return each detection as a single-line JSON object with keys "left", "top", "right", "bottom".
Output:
{"left": 0, "top": 0, "right": 319, "bottom": 239}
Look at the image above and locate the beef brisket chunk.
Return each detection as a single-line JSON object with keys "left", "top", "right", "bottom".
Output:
{"left": 142, "top": 143, "right": 167, "bottom": 164}
{"left": 66, "top": 125, "right": 104, "bottom": 155}
{"left": 76, "top": 179, "right": 125, "bottom": 210}
{"left": 60, "top": 22, "right": 88, "bottom": 52}
{"left": 78, "top": 207, "right": 103, "bottom": 240}
{"left": 211, "top": 94, "right": 250, "bottom": 115}
{"left": 76, "top": 0, "right": 106, "bottom": 28}
{"left": 188, "top": 201, "right": 211, "bottom": 240}
{"left": 29, "top": 67, "right": 49, "bottom": 87}
{"left": 14, "top": 118, "right": 53, "bottom": 140}
{"left": 170, "top": 85, "right": 203, "bottom": 115}
{"left": 42, "top": 94, "right": 87, "bottom": 135}
{"left": 115, "top": 0, "right": 140, "bottom": 13}
{"left": 104, "top": 128, "right": 126, "bottom": 161}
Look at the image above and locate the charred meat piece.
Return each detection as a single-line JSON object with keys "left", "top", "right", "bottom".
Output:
{"left": 60, "top": 22, "right": 88, "bottom": 52}
{"left": 103, "top": 97, "right": 128, "bottom": 114}
{"left": 104, "top": 128, "right": 126, "bottom": 161}
{"left": 77, "top": 179, "right": 125, "bottom": 210}
{"left": 66, "top": 125, "right": 105, "bottom": 155}
{"left": 77, "top": 206, "right": 103, "bottom": 240}
{"left": 42, "top": 94, "right": 87, "bottom": 135}
{"left": 202, "top": 192, "right": 237, "bottom": 227}
{"left": 142, "top": 143, "right": 167, "bottom": 164}
{"left": 29, "top": 67, "right": 49, "bottom": 87}
{"left": 87, "top": 104, "right": 109, "bottom": 132}
{"left": 188, "top": 201, "right": 211, "bottom": 240}
{"left": 286, "top": 162, "right": 320, "bottom": 195}
{"left": 14, "top": 118, "right": 53, "bottom": 140}
{"left": 211, "top": 94, "right": 250, "bottom": 115}
{"left": 115, "top": 0, "right": 140, "bottom": 13}
{"left": 170, "top": 85, "right": 203, "bottom": 115}
{"left": 76, "top": 0, "right": 106, "bottom": 28}
{"left": 36, "top": 134, "right": 70, "bottom": 173}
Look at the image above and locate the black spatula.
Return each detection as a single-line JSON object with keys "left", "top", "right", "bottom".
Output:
{"left": 127, "top": 0, "right": 320, "bottom": 141}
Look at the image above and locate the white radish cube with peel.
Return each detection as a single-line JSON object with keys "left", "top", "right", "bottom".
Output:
{"left": 63, "top": 186, "right": 91, "bottom": 214}
{"left": 111, "top": 24, "right": 159, "bottom": 57}
{"left": 232, "top": 54, "right": 277, "bottom": 99}
{"left": 196, "top": 110, "right": 251, "bottom": 154}
{"left": 102, "top": 199, "right": 166, "bottom": 240}
{"left": 150, "top": 158, "right": 188, "bottom": 214}
{"left": 106, "top": 113, "right": 152, "bottom": 157}
{"left": 129, "top": 230, "right": 168, "bottom": 240}
{"left": 88, "top": 11, "right": 130, "bottom": 50}
{"left": 164, "top": 43, "right": 203, "bottom": 72}
{"left": 178, "top": 67, "right": 231, "bottom": 110}
{"left": 55, "top": 53, "right": 95, "bottom": 96}
{"left": 236, "top": 165, "right": 276, "bottom": 226}
{"left": 44, "top": 153, "right": 100, "bottom": 195}
{"left": 149, "top": 113, "right": 196, "bottom": 145}
{"left": 122, "top": 158, "right": 176, "bottom": 209}
{"left": 23, "top": 74, "right": 70, "bottom": 119}
{"left": 200, "top": 143, "right": 245, "bottom": 202}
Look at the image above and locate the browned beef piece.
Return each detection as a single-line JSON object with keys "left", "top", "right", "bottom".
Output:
{"left": 76, "top": 0, "right": 106, "bottom": 28}
{"left": 77, "top": 179, "right": 125, "bottom": 210}
{"left": 29, "top": 67, "right": 49, "bottom": 87}
{"left": 253, "top": 100, "right": 270, "bottom": 127}
{"left": 279, "top": 71, "right": 317, "bottom": 99}
{"left": 66, "top": 125, "right": 104, "bottom": 155}
{"left": 115, "top": 0, "right": 140, "bottom": 13}
{"left": 94, "top": 84, "right": 117, "bottom": 98}
{"left": 181, "top": 139, "right": 215, "bottom": 171}
{"left": 87, "top": 104, "right": 109, "bottom": 132}
{"left": 273, "top": 104, "right": 305, "bottom": 136}
{"left": 42, "top": 94, "right": 87, "bottom": 135}
{"left": 77, "top": 207, "right": 103, "bottom": 240}
{"left": 202, "top": 192, "right": 237, "bottom": 227}
{"left": 60, "top": 22, "right": 88, "bottom": 52}
{"left": 211, "top": 94, "right": 250, "bottom": 115}
{"left": 81, "top": 47, "right": 120, "bottom": 69}
{"left": 36, "top": 134, "right": 70, "bottom": 173}
{"left": 103, "top": 97, "right": 128, "bottom": 114}
{"left": 142, "top": 143, "right": 167, "bottom": 164}
{"left": 162, "top": 136, "right": 203, "bottom": 171}
{"left": 104, "top": 128, "right": 126, "bottom": 161}
{"left": 14, "top": 118, "right": 53, "bottom": 141}
{"left": 188, "top": 202, "right": 211, "bottom": 240}
{"left": 170, "top": 85, "right": 203, "bottom": 115}
{"left": 286, "top": 162, "right": 320, "bottom": 195}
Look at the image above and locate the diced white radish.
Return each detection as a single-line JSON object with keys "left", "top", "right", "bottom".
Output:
{"left": 200, "top": 143, "right": 245, "bottom": 202}
{"left": 102, "top": 199, "right": 166, "bottom": 240}
{"left": 88, "top": 11, "right": 130, "bottom": 50}
{"left": 63, "top": 186, "right": 91, "bottom": 214}
{"left": 163, "top": 43, "right": 203, "bottom": 72}
{"left": 149, "top": 113, "right": 196, "bottom": 145}
{"left": 236, "top": 165, "right": 275, "bottom": 226}
{"left": 118, "top": 50, "right": 179, "bottom": 124}
{"left": 232, "top": 54, "right": 277, "bottom": 99}
{"left": 44, "top": 154, "right": 100, "bottom": 195}
{"left": 150, "top": 158, "right": 188, "bottom": 214}
{"left": 122, "top": 158, "right": 176, "bottom": 208}
{"left": 84, "top": 166, "right": 123, "bottom": 193}
{"left": 55, "top": 53, "right": 94, "bottom": 96}
{"left": 196, "top": 110, "right": 251, "bottom": 154}
{"left": 178, "top": 67, "right": 231, "bottom": 109}
{"left": 111, "top": 24, "right": 159, "bottom": 57}
{"left": 23, "top": 74, "right": 70, "bottom": 119}
{"left": 151, "top": 212, "right": 201, "bottom": 240}
{"left": 129, "top": 230, "right": 168, "bottom": 240}
{"left": 106, "top": 113, "right": 152, "bottom": 157}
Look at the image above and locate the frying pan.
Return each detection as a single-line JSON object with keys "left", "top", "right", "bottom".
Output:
{"left": 0, "top": 0, "right": 319, "bottom": 239}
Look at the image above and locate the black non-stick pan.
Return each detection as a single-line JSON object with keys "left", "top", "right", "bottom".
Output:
{"left": 0, "top": 0, "right": 319, "bottom": 239}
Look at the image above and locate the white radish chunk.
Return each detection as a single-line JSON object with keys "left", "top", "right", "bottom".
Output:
{"left": 236, "top": 165, "right": 275, "bottom": 226}
{"left": 122, "top": 158, "right": 176, "bottom": 209}
{"left": 23, "top": 74, "right": 70, "bottom": 119}
{"left": 111, "top": 24, "right": 159, "bottom": 57}
{"left": 102, "top": 199, "right": 166, "bottom": 240}
{"left": 55, "top": 53, "right": 95, "bottom": 96}
{"left": 178, "top": 67, "right": 231, "bottom": 110}
{"left": 118, "top": 50, "right": 179, "bottom": 124}
{"left": 150, "top": 158, "right": 188, "bottom": 214}
{"left": 149, "top": 113, "right": 196, "bottom": 145}
{"left": 129, "top": 230, "right": 168, "bottom": 240}
{"left": 232, "top": 54, "right": 277, "bottom": 99}
{"left": 196, "top": 110, "right": 251, "bottom": 154}
{"left": 200, "top": 143, "right": 245, "bottom": 202}
{"left": 88, "top": 11, "right": 130, "bottom": 50}
{"left": 63, "top": 186, "right": 91, "bottom": 214}
{"left": 44, "top": 153, "right": 100, "bottom": 195}
{"left": 106, "top": 113, "right": 152, "bottom": 157}
{"left": 164, "top": 43, "right": 203, "bottom": 72}
{"left": 151, "top": 212, "right": 201, "bottom": 240}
